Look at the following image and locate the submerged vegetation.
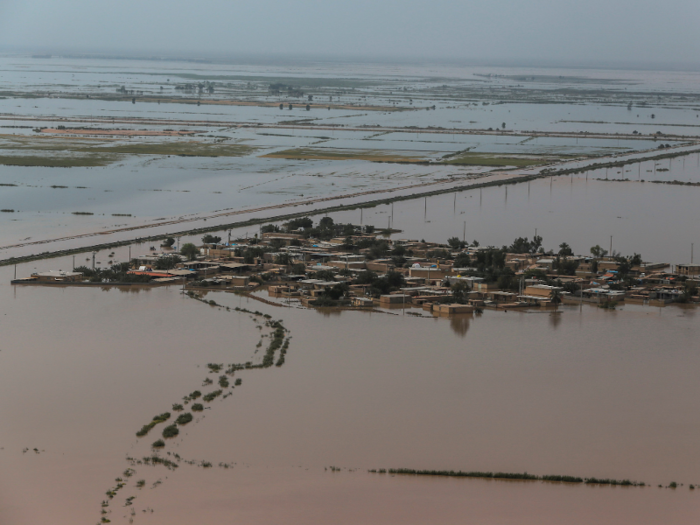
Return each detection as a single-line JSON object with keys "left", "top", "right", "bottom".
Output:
{"left": 175, "top": 413, "right": 193, "bottom": 425}
{"left": 162, "top": 425, "right": 179, "bottom": 439}
{"left": 368, "top": 468, "right": 646, "bottom": 487}
{"left": 135, "top": 413, "right": 171, "bottom": 438}
{"left": 98, "top": 289, "right": 293, "bottom": 517}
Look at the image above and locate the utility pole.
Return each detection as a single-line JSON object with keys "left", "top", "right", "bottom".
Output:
{"left": 463, "top": 221, "right": 466, "bottom": 243}
{"left": 92, "top": 252, "right": 96, "bottom": 270}
{"left": 692, "top": 243, "right": 694, "bottom": 264}
{"left": 72, "top": 255, "right": 75, "bottom": 271}
{"left": 609, "top": 235, "right": 613, "bottom": 257}
{"left": 360, "top": 208, "right": 363, "bottom": 225}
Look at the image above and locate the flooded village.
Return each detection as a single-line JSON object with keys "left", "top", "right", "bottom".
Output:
{"left": 3, "top": 46, "right": 700, "bottom": 525}
{"left": 14, "top": 216, "right": 699, "bottom": 315}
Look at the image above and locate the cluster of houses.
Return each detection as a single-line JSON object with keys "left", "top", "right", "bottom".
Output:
{"left": 18, "top": 230, "right": 700, "bottom": 312}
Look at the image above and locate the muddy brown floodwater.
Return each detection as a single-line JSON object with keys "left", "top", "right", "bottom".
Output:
{"left": 1, "top": 257, "right": 700, "bottom": 524}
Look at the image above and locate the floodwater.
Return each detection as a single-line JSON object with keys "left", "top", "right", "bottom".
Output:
{"left": 3, "top": 56, "right": 700, "bottom": 524}
{"left": 323, "top": 154, "right": 700, "bottom": 264}
{"left": 2, "top": 257, "right": 700, "bottom": 524}
{"left": 3, "top": 55, "right": 700, "bottom": 257}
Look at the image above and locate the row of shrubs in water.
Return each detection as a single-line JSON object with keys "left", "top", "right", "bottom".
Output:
{"left": 368, "top": 469, "right": 646, "bottom": 486}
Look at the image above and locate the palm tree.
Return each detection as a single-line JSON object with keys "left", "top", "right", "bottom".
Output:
{"left": 550, "top": 288, "right": 562, "bottom": 306}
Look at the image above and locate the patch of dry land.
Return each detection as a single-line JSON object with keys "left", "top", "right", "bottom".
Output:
{"left": 0, "top": 134, "right": 256, "bottom": 167}
{"left": 40, "top": 128, "right": 200, "bottom": 137}
{"left": 262, "top": 147, "right": 430, "bottom": 163}
{"left": 441, "top": 151, "right": 572, "bottom": 167}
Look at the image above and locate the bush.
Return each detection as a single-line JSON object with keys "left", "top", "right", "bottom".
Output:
{"left": 152, "top": 439, "right": 165, "bottom": 448}
{"left": 191, "top": 403, "right": 204, "bottom": 412}
{"left": 203, "top": 390, "right": 222, "bottom": 402}
{"left": 162, "top": 425, "right": 179, "bottom": 438}
{"left": 181, "top": 243, "right": 199, "bottom": 261}
{"left": 135, "top": 412, "right": 171, "bottom": 437}
{"left": 176, "top": 413, "right": 193, "bottom": 425}
{"left": 202, "top": 234, "right": 222, "bottom": 244}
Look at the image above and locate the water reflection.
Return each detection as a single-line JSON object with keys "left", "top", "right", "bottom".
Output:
{"left": 449, "top": 314, "right": 472, "bottom": 337}
{"left": 549, "top": 310, "right": 562, "bottom": 330}
{"left": 315, "top": 307, "right": 343, "bottom": 318}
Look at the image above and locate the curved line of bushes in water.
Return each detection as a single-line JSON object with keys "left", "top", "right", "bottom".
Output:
{"left": 101, "top": 294, "right": 293, "bottom": 520}
{"left": 135, "top": 412, "right": 171, "bottom": 437}
{"left": 368, "top": 469, "right": 646, "bottom": 487}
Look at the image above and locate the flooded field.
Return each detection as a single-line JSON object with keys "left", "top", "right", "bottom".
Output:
{"left": 3, "top": 55, "right": 700, "bottom": 260}
{"left": 2, "top": 55, "right": 700, "bottom": 524}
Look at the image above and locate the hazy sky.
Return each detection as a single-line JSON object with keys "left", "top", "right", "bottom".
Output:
{"left": 1, "top": 0, "right": 699, "bottom": 66}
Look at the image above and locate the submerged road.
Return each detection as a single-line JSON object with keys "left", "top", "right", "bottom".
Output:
{"left": 2, "top": 113, "right": 700, "bottom": 142}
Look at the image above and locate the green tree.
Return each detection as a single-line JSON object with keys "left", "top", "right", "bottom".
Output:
{"left": 590, "top": 245, "right": 608, "bottom": 258}
{"left": 291, "top": 263, "right": 306, "bottom": 275}
{"left": 447, "top": 237, "right": 464, "bottom": 250}
{"left": 319, "top": 216, "right": 334, "bottom": 229}
{"left": 201, "top": 234, "right": 221, "bottom": 245}
{"left": 629, "top": 253, "right": 643, "bottom": 266}
{"left": 285, "top": 217, "right": 313, "bottom": 231}
{"left": 161, "top": 237, "right": 175, "bottom": 248}
{"left": 453, "top": 252, "right": 471, "bottom": 268}
{"left": 530, "top": 235, "right": 543, "bottom": 253}
{"left": 558, "top": 243, "right": 573, "bottom": 257}
{"left": 355, "top": 270, "right": 378, "bottom": 285}
{"left": 679, "top": 282, "right": 699, "bottom": 303}
{"left": 181, "top": 243, "right": 199, "bottom": 261}
{"left": 154, "top": 255, "right": 181, "bottom": 270}
{"left": 616, "top": 258, "right": 631, "bottom": 278}
{"left": 550, "top": 288, "right": 562, "bottom": 305}
{"left": 451, "top": 280, "right": 470, "bottom": 303}
{"left": 508, "top": 237, "right": 531, "bottom": 253}
{"left": 275, "top": 253, "right": 291, "bottom": 265}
